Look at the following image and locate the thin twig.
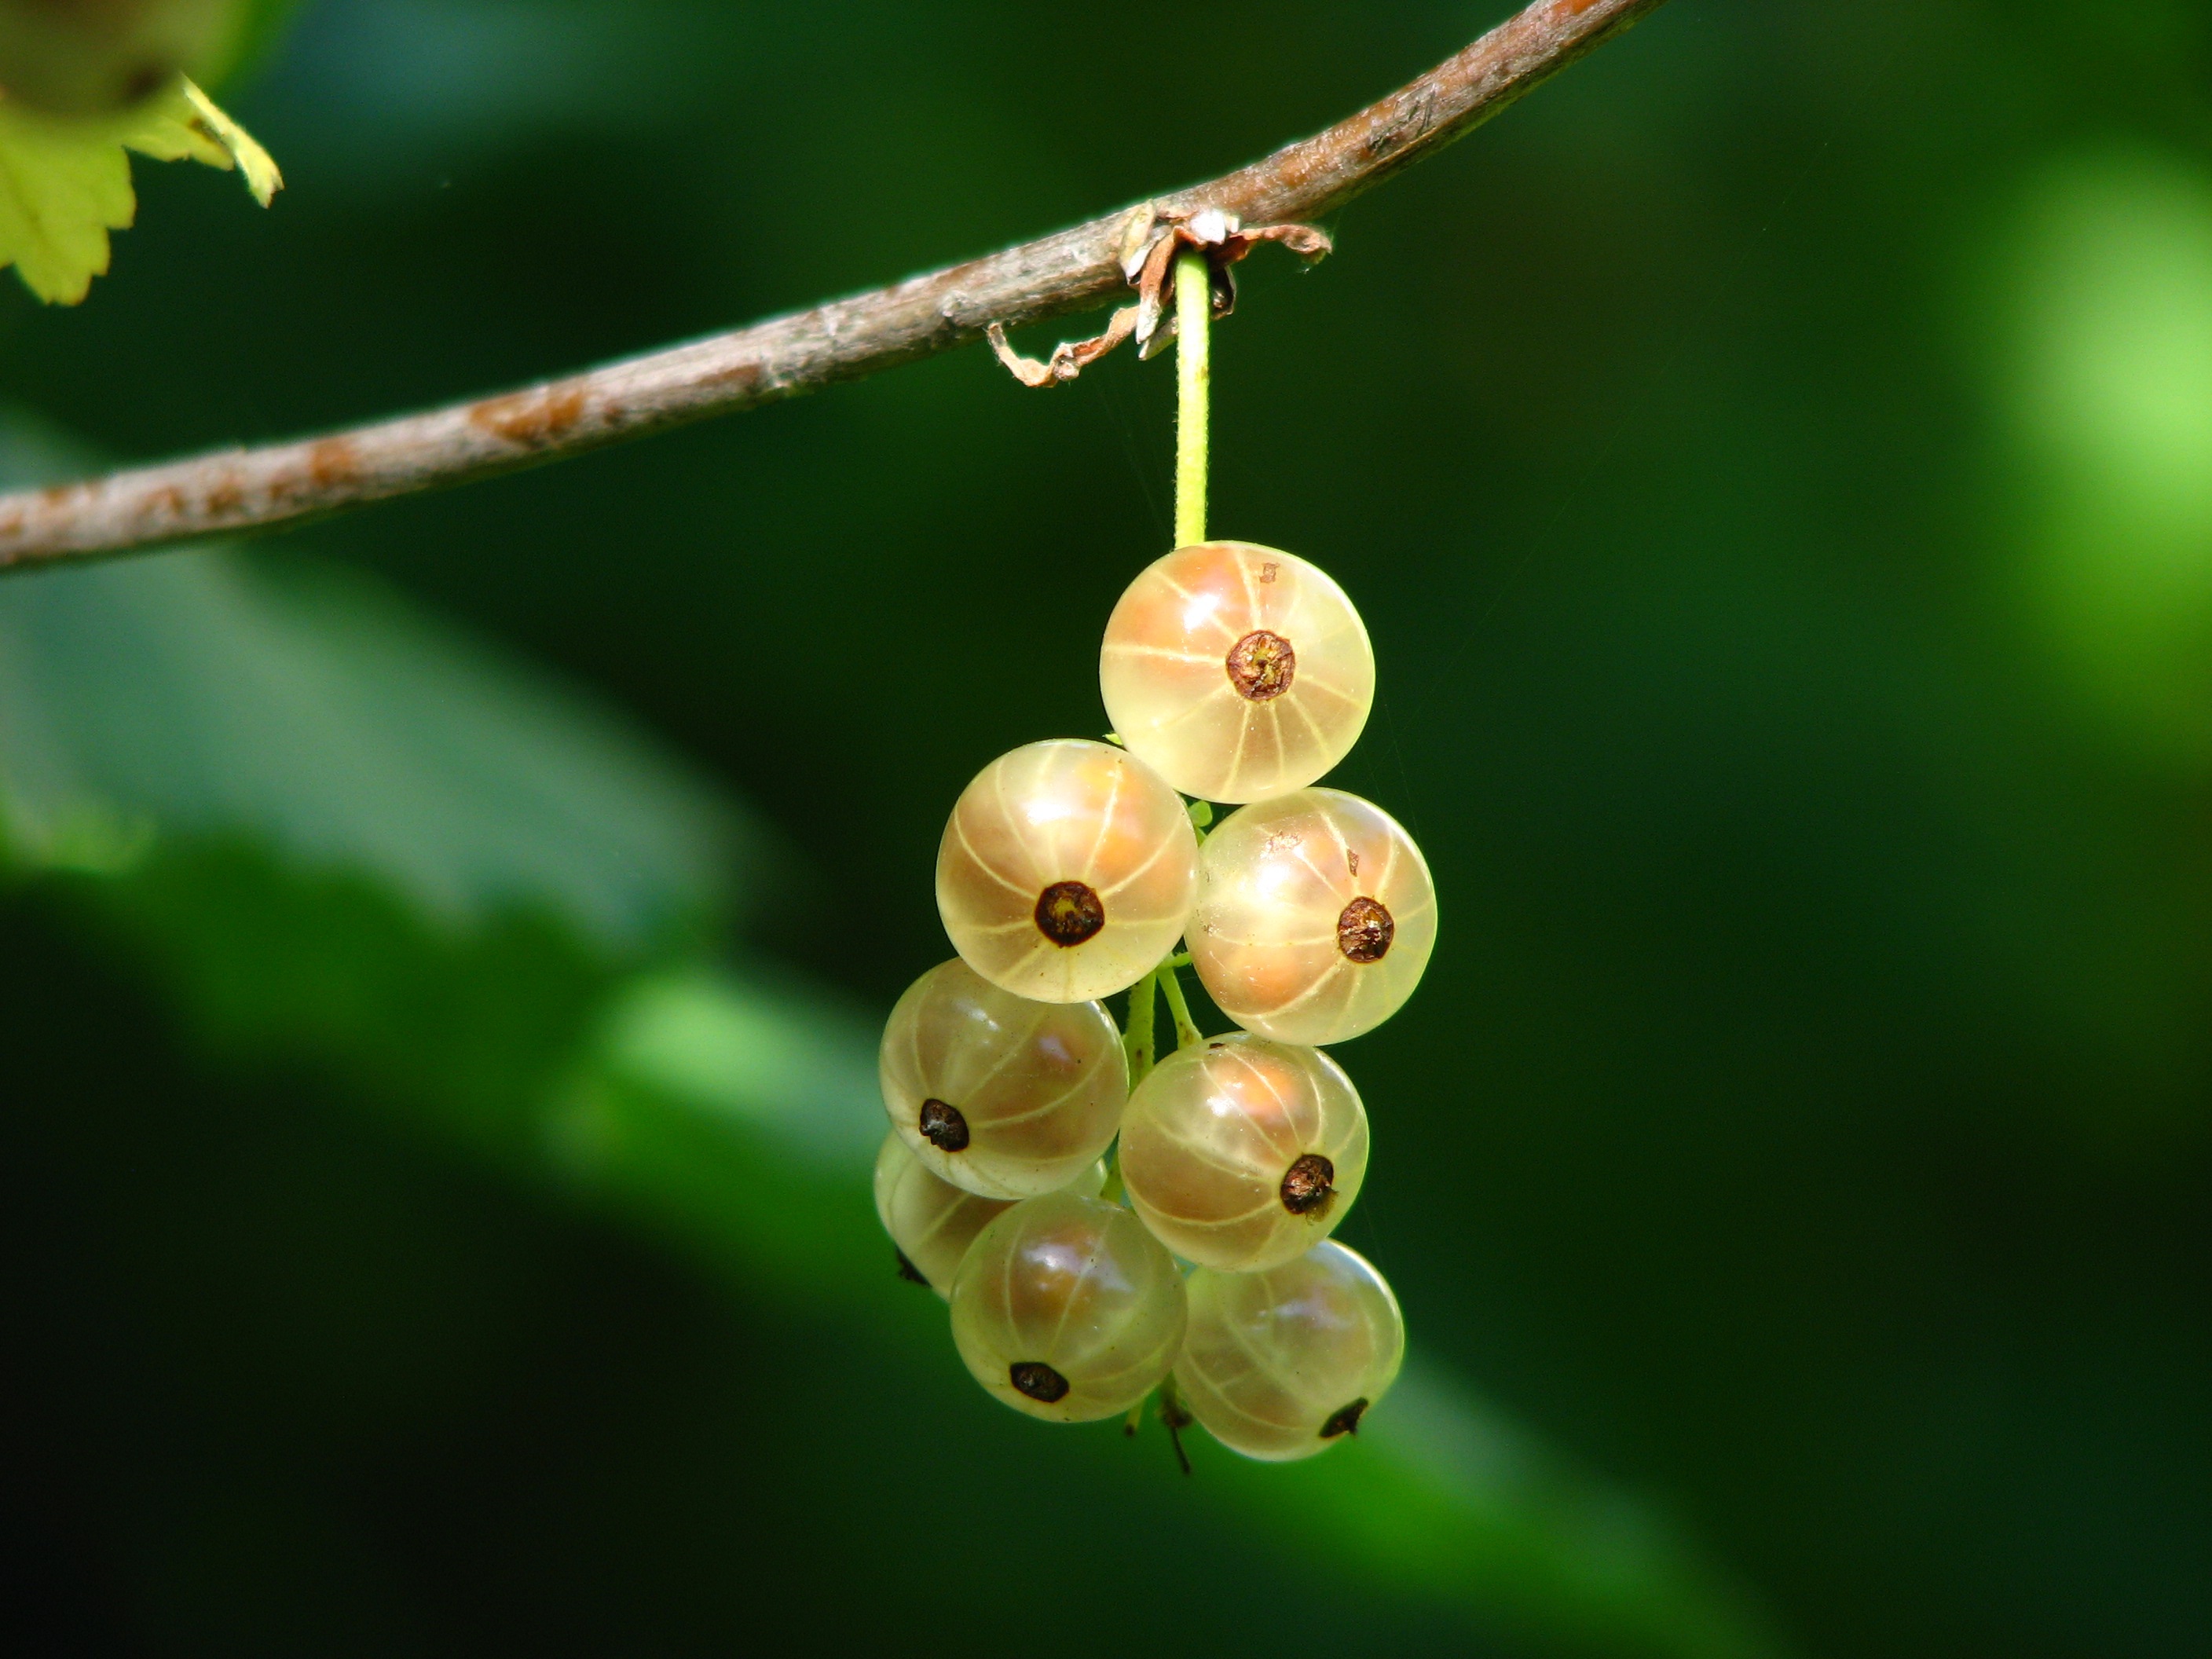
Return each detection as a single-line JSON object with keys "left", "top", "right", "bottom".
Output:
{"left": 0, "top": 0, "right": 1668, "bottom": 573}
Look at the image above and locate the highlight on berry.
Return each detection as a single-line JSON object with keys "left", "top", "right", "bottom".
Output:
{"left": 949, "top": 1192, "right": 1187, "bottom": 1423}
{"left": 873, "top": 1132, "right": 1107, "bottom": 1299}
{"left": 935, "top": 738, "right": 1198, "bottom": 1004}
{"left": 1100, "top": 542, "right": 1374, "bottom": 804}
{"left": 1116, "top": 1034, "right": 1370, "bottom": 1272}
{"left": 879, "top": 958, "right": 1126, "bottom": 1199}
{"left": 1186, "top": 787, "right": 1436, "bottom": 1046}
{"left": 1175, "top": 1241, "right": 1404, "bottom": 1462}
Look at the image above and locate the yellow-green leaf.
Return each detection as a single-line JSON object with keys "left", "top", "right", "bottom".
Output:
{"left": 0, "top": 101, "right": 134, "bottom": 304}
{"left": 126, "top": 77, "right": 282, "bottom": 206}
{"left": 0, "top": 75, "right": 279, "bottom": 305}
{"left": 186, "top": 77, "right": 280, "bottom": 205}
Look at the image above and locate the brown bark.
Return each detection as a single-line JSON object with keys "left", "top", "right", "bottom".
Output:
{"left": 0, "top": 0, "right": 1668, "bottom": 573}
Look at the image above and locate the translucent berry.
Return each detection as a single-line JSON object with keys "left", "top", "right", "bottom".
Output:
{"left": 879, "top": 958, "right": 1126, "bottom": 1199}
{"left": 1098, "top": 541, "right": 1375, "bottom": 804}
{"left": 1185, "top": 787, "right": 1436, "bottom": 1046}
{"left": 936, "top": 738, "right": 1199, "bottom": 1003}
{"left": 1174, "top": 1241, "right": 1405, "bottom": 1461}
{"left": 949, "top": 1192, "right": 1188, "bottom": 1423}
{"left": 871, "top": 1133, "right": 1104, "bottom": 1298}
{"left": 1116, "top": 1033, "right": 1369, "bottom": 1272}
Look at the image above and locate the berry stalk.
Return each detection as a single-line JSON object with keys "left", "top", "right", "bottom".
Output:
{"left": 1122, "top": 965, "right": 1160, "bottom": 1086}
{"left": 1159, "top": 1373, "right": 1196, "bottom": 1477}
{"left": 1158, "top": 958, "right": 1206, "bottom": 1052}
{"left": 1173, "top": 251, "right": 1210, "bottom": 549}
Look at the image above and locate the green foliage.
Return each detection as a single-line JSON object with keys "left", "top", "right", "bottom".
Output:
{"left": 1991, "top": 145, "right": 2212, "bottom": 764}
{"left": 6, "top": 4, "right": 2210, "bottom": 1654}
{"left": 0, "top": 0, "right": 241, "bottom": 116}
{"left": 577, "top": 968, "right": 1781, "bottom": 1659}
{"left": 0, "top": 74, "right": 276, "bottom": 303}
{"left": 0, "top": 412, "right": 1776, "bottom": 1657}
{"left": 0, "top": 420, "right": 734, "bottom": 941}
{"left": 207, "top": 0, "right": 307, "bottom": 93}
{"left": 0, "top": 98, "right": 136, "bottom": 305}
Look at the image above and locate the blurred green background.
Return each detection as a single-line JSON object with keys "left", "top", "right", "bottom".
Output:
{"left": 3, "top": 2, "right": 2208, "bottom": 1654}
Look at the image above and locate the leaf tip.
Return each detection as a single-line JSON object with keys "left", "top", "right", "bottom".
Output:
{"left": 178, "top": 79, "right": 282, "bottom": 206}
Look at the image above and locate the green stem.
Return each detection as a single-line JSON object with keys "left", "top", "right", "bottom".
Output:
{"left": 1122, "top": 966, "right": 1159, "bottom": 1089}
{"left": 1173, "top": 251, "right": 1210, "bottom": 548}
{"left": 1158, "top": 959, "right": 1204, "bottom": 1053}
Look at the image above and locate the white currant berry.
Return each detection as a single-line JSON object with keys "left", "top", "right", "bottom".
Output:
{"left": 1116, "top": 1032, "right": 1369, "bottom": 1272}
{"left": 1099, "top": 541, "right": 1375, "bottom": 804}
{"left": 936, "top": 738, "right": 1198, "bottom": 1003}
{"left": 949, "top": 1191, "right": 1188, "bottom": 1423}
{"left": 1175, "top": 1240, "right": 1404, "bottom": 1461}
{"left": 871, "top": 1132, "right": 1103, "bottom": 1298}
{"left": 1185, "top": 787, "right": 1436, "bottom": 1046}
{"left": 879, "top": 958, "right": 1126, "bottom": 1199}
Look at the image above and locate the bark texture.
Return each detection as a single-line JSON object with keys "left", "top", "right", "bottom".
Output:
{"left": 0, "top": 0, "right": 1668, "bottom": 571}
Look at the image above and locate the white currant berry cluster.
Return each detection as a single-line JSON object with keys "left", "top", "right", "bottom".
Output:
{"left": 874, "top": 534, "right": 1434, "bottom": 1465}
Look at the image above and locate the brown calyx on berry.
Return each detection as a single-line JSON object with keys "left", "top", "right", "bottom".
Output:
{"left": 1226, "top": 629, "right": 1296, "bottom": 701}
{"left": 1336, "top": 895, "right": 1394, "bottom": 963}
{"left": 1034, "top": 880, "right": 1106, "bottom": 947}
{"left": 918, "top": 1097, "right": 970, "bottom": 1152}
{"left": 1320, "top": 1397, "right": 1369, "bottom": 1438}
{"left": 1009, "top": 1361, "right": 1071, "bottom": 1403}
{"left": 894, "top": 1248, "right": 930, "bottom": 1286}
{"left": 1280, "top": 1153, "right": 1336, "bottom": 1217}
